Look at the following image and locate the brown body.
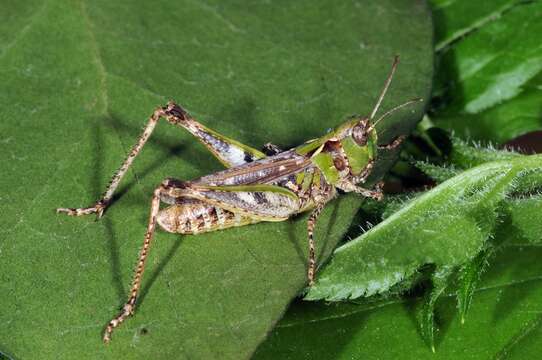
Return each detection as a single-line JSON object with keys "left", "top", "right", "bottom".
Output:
{"left": 157, "top": 149, "right": 335, "bottom": 234}
{"left": 56, "top": 56, "right": 415, "bottom": 343}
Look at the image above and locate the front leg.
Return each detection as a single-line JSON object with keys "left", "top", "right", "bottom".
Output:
{"left": 306, "top": 198, "right": 330, "bottom": 286}
{"left": 378, "top": 135, "right": 406, "bottom": 150}
{"left": 352, "top": 181, "right": 384, "bottom": 201}
{"left": 338, "top": 180, "right": 384, "bottom": 201}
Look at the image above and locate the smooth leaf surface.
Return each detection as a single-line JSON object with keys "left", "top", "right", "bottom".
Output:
{"left": 432, "top": 0, "right": 542, "bottom": 143}
{"left": 0, "top": 0, "right": 432, "bottom": 358}
{"left": 431, "top": 0, "right": 518, "bottom": 52}
{"left": 436, "top": 72, "right": 542, "bottom": 144}
{"left": 306, "top": 154, "right": 542, "bottom": 301}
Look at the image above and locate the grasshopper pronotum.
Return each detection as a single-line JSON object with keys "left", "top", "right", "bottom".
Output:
{"left": 57, "top": 56, "right": 420, "bottom": 342}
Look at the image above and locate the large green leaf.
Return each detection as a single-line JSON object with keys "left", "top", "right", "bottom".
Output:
{"left": 431, "top": 0, "right": 542, "bottom": 143}
{"left": 0, "top": 0, "right": 432, "bottom": 358}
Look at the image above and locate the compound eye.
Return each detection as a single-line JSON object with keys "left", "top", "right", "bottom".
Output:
{"left": 352, "top": 123, "right": 369, "bottom": 146}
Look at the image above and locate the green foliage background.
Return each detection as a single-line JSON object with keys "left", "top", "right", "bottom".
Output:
{"left": 1, "top": 0, "right": 540, "bottom": 359}
{"left": 0, "top": 0, "right": 431, "bottom": 359}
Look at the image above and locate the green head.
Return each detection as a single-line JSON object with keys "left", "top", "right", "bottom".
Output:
{"left": 295, "top": 116, "right": 378, "bottom": 184}
{"left": 339, "top": 117, "right": 378, "bottom": 177}
{"left": 337, "top": 82, "right": 421, "bottom": 180}
{"left": 338, "top": 54, "right": 402, "bottom": 174}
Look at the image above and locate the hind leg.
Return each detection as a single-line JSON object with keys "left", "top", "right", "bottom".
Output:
{"left": 57, "top": 102, "right": 266, "bottom": 219}
{"left": 102, "top": 182, "right": 165, "bottom": 343}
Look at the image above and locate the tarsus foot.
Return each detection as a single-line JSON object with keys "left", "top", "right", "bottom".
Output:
{"left": 56, "top": 200, "right": 108, "bottom": 219}
{"left": 103, "top": 299, "right": 136, "bottom": 344}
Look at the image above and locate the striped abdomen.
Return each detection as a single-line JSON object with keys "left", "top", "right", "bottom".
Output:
{"left": 156, "top": 198, "right": 258, "bottom": 234}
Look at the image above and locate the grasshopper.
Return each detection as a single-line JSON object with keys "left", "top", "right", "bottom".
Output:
{"left": 57, "top": 56, "right": 420, "bottom": 343}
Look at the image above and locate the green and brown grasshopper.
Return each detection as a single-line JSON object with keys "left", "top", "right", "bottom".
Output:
{"left": 57, "top": 56, "right": 420, "bottom": 342}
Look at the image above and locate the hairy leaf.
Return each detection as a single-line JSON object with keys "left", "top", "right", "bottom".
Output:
{"left": 257, "top": 193, "right": 542, "bottom": 359}
{"left": 449, "top": 138, "right": 523, "bottom": 168}
{"left": 456, "top": 246, "right": 494, "bottom": 324}
{"left": 414, "top": 161, "right": 461, "bottom": 183}
{"left": 255, "top": 239, "right": 542, "bottom": 359}
{"left": 256, "top": 1, "right": 542, "bottom": 357}
{"left": 306, "top": 154, "right": 542, "bottom": 301}
{"left": 416, "top": 138, "right": 523, "bottom": 183}
{"left": 507, "top": 197, "right": 542, "bottom": 244}
{"left": 419, "top": 266, "right": 454, "bottom": 352}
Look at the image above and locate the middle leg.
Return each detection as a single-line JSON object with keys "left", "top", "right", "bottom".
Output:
{"left": 306, "top": 200, "right": 328, "bottom": 286}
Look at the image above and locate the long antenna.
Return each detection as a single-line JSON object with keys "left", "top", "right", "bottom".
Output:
{"left": 371, "top": 98, "right": 423, "bottom": 128}
{"left": 369, "top": 55, "right": 400, "bottom": 120}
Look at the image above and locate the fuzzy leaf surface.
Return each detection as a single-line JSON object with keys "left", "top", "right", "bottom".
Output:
{"left": 255, "top": 233, "right": 542, "bottom": 359}
{"left": 306, "top": 154, "right": 542, "bottom": 301}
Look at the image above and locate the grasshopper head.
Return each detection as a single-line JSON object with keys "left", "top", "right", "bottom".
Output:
{"left": 338, "top": 56, "right": 421, "bottom": 176}
{"left": 337, "top": 117, "right": 378, "bottom": 176}
{"left": 299, "top": 56, "right": 421, "bottom": 181}
{"left": 335, "top": 56, "right": 399, "bottom": 176}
